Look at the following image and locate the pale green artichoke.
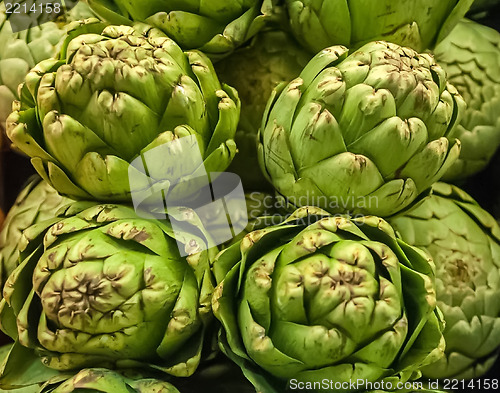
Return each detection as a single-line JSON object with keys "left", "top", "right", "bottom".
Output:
{"left": 434, "top": 19, "right": 500, "bottom": 181}
{"left": 216, "top": 30, "right": 312, "bottom": 190}
{"left": 389, "top": 183, "right": 500, "bottom": 379}
{"left": 0, "top": 2, "right": 94, "bottom": 135}
{"left": 284, "top": 0, "right": 474, "bottom": 54}
{"left": 84, "top": 0, "right": 274, "bottom": 59}
{"left": 258, "top": 41, "right": 465, "bottom": 217}
{"left": 213, "top": 207, "right": 445, "bottom": 393}
{"left": 0, "top": 176, "right": 71, "bottom": 292}
{"left": 7, "top": 20, "right": 240, "bottom": 203}
{"left": 0, "top": 202, "right": 217, "bottom": 377}
{"left": 0, "top": 4, "right": 63, "bottom": 134}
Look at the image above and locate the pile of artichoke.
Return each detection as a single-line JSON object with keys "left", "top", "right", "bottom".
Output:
{"left": 0, "top": 0, "right": 499, "bottom": 392}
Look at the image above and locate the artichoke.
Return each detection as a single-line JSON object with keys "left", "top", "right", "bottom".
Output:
{"left": 258, "top": 42, "right": 464, "bottom": 217}
{"left": 7, "top": 20, "right": 240, "bottom": 203}
{"left": 84, "top": 0, "right": 274, "bottom": 59}
{"left": 434, "top": 19, "right": 500, "bottom": 181}
{"left": 0, "top": 202, "right": 217, "bottom": 377}
{"left": 216, "top": 30, "right": 312, "bottom": 190}
{"left": 389, "top": 183, "right": 500, "bottom": 379}
{"left": 284, "top": 0, "right": 474, "bottom": 54}
{"left": 0, "top": 176, "right": 71, "bottom": 292}
{"left": 0, "top": 342, "right": 182, "bottom": 392}
{"left": 48, "top": 368, "right": 181, "bottom": 393}
{"left": 212, "top": 207, "right": 445, "bottom": 393}
{"left": 0, "top": 2, "right": 94, "bottom": 136}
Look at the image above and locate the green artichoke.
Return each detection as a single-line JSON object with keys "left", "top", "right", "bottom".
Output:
{"left": 48, "top": 368, "right": 181, "bottom": 393}
{"left": 258, "top": 42, "right": 464, "bottom": 217}
{"left": 84, "top": 0, "right": 274, "bottom": 59}
{"left": 212, "top": 207, "right": 445, "bottom": 393}
{"left": 0, "top": 343, "right": 182, "bottom": 392}
{"left": 0, "top": 176, "right": 71, "bottom": 292}
{"left": 216, "top": 30, "right": 312, "bottom": 190}
{"left": 389, "top": 183, "right": 500, "bottom": 379}
{"left": 434, "top": 19, "right": 500, "bottom": 181}
{"left": 6, "top": 20, "right": 240, "bottom": 203}
{"left": 284, "top": 0, "right": 474, "bottom": 54}
{"left": 0, "top": 2, "right": 94, "bottom": 135}
{"left": 0, "top": 202, "right": 217, "bottom": 377}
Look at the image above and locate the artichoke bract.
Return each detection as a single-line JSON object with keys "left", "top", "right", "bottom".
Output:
{"left": 85, "top": 0, "right": 274, "bottom": 59}
{"left": 434, "top": 19, "right": 500, "bottom": 181}
{"left": 216, "top": 30, "right": 312, "bottom": 190}
{"left": 0, "top": 343, "right": 58, "bottom": 392}
{"left": 258, "top": 42, "right": 464, "bottom": 217}
{"left": 0, "top": 202, "right": 217, "bottom": 377}
{"left": 284, "top": 0, "right": 474, "bottom": 54}
{"left": 0, "top": 2, "right": 94, "bottom": 135}
{"left": 389, "top": 183, "right": 500, "bottom": 379}
{"left": 212, "top": 207, "right": 445, "bottom": 393}
{"left": 6, "top": 20, "right": 240, "bottom": 203}
{"left": 0, "top": 176, "right": 71, "bottom": 292}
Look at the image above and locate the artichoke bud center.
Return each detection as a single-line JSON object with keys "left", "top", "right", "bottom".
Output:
{"left": 331, "top": 268, "right": 363, "bottom": 289}
{"left": 51, "top": 273, "right": 108, "bottom": 318}
{"left": 441, "top": 256, "right": 477, "bottom": 287}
